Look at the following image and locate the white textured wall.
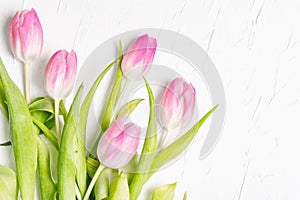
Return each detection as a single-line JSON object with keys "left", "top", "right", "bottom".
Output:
{"left": 1, "top": 0, "right": 300, "bottom": 199}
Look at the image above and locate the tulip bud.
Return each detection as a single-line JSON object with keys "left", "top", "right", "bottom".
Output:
{"left": 43, "top": 50, "right": 77, "bottom": 100}
{"left": 97, "top": 117, "right": 140, "bottom": 169}
{"left": 159, "top": 78, "right": 196, "bottom": 130}
{"left": 9, "top": 8, "right": 43, "bottom": 63}
{"left": 121, "top": 34, "right": 157, "bottom": 80}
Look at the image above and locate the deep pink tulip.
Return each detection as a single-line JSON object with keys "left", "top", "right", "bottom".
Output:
{"left": 121, "top": 34, "right": 157, "bottom": 80}
{"left": 43, "top": 50, "right": 77, "bottom": 100}
{"left": 97, "top": 117, "right": 140, "bottom": 169}
{"left": 9, "top": 8, "right": 43, "bottom": 63}
{"left": 159, "top": 78, "right": 196, "bottom": 130}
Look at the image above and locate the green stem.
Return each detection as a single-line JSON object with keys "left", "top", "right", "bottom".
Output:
{"left": 55, "top": 99, "right": 60, "bottom": 143}
{"left": 75, "top": 184, "right": 82, "bottom": 200}
{"left": 31, "top": 116, "right": 59, "bottom": 150}
{"left": 158, "top": 128, "right": 170, "bottom": 151}
{"left": 24, "top": 61, "right": 30, "bottom": 103}
{"left": 83, "top": 164, "right": 105, "bottom": 200}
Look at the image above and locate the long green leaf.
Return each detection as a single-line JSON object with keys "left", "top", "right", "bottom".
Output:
{"left": 31, "top": 107, "right": 57, "bottom": 200}
{"left": 75, "top": 61, "right": 116, "bottom": 195}
{"left": 57, "top": 84, "right": 83, "bottom": 200}
{"left": 0, "top": 165, "right": 18, "bottom": 200}
{"left": 31, "top": 113, "right": 59, "bottom": 150}
{"left": 150, "top": 105, "right": 218, "bottom": 173}
{"left": 0, "top": 58, "right": 37, "bottom": 200}
{"left": 129, "top": 79, "right": 158, "bottom": 200}
{"left": 0, "top": 80, "right": 8, "bottom": 119}
{"left": 37, "top": 136, "right": 57, "bottom": 200}
{"left": 115, "top": 98, "right": 144, "bottom": 119}
{"left": 101, "top": 41, "right": 123, "bottom": 132}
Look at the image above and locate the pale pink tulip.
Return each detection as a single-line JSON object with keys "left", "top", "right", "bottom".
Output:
{"left": 97, "top": 117, "right": 140, "bottom": 169}
{"left": 9, "top": 8, "right": 43, "bottom": 63}
{"left": 121, "top": 34, "right": 157, "bottom": 80}
{"left": 159, "top": 78, "right": 196, "bottom": 130}
{"left": 43, "top": 50, "right": 77, "bottom": 100}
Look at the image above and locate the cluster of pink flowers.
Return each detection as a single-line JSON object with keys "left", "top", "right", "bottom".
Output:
{"left": 9, "top": 8, "right": 196, "bottom": 172}
{"left": 9, "top": 8, "right": 196, "bottom": 171}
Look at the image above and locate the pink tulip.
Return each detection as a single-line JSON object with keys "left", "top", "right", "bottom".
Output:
{"left": 97, "top": 117, "right": 140, "bottom": 169}
{"left": 43, "top": 50, "right": 77, "bottom": 100}
{"left": 9, "top": 8, "right": 43, "bottom": 63}
{"left": 121, "top": 34, "right": 157, "bottom": 80}
{"left": 159, "top": 78, "right": 196, "bottom": 130}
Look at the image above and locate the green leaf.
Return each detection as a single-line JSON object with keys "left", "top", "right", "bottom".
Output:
{"left": 183, "top": 191, "right": 187, "bottom": 200}
{"left": 28, "top": 97, "right": 54, "bottom": 113}
{"left": 44, "top": 116, "right": 55, "bottom": 130}
{"left": 115, "top": 98, "right": 144, "bottom": 120}
{"left": 57, "top": 84, "right": 84, "bottom": 200}
{"left": 37, "top": 136, "right": 57, "bottom": 200}
{"left": 121, "top": 154, "right": 138, "bottom": 185}
{"left": 129, "top": 79, "right": 158, "bottom": 200}
{"left": 31, "top": 114, "right": 59, "bottom": 150}
{"left": 87, "top": 156, "right": 100, "bottom": 178}
{"left": 31, "top": 111, "right": 57, "bottom": 200}
{"left": 152, "top": 183, "right": 176, "bottom": 200}
{"left": 0, "top": 58, "right": 37, "bottom": 200}
{"left": 75, "top": 60, "right": 116, "bottom": 195}
{"left": 109, "top": 173, "right": 129, "bottom": 200}
{"left": 0, "top": 80, "right": 8, "bottom": 119}
{"left": 0, "top": 141, "right": 11, "bottom": 146}
{"left": 94, "top": 168, "right": 117, "bottom": 200}
{"left": 150, "top": 105, "right": 218, "bottom": 173}
{"left": 101, "top": 41, "right": 123, "bottom": 132}
{"left": 59, "top": 100, "right": 68, "bottom": 122}
{"left": 29, "top": 97, "right": 68, "bottom": 123}
{"left": 141, "top": 105, "right": 219, "bottom": 186}
{"left": 0, "top": 165, "right": 18, "bottom": 200}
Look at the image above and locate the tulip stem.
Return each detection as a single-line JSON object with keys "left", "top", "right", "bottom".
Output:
{"left": 55, "top": 99, "right": 61, "bottom": 143}
{"left": 159, "top": 128, "right": 170, "bottom": 151}
{"left": 75, "top": 183, "right": 82, "bottom": 200}
{"left": 24, "top": 61, "right": 31, "bottom": 103}
{"left": 83, "top": 164, "right": 105, "bottom": 200}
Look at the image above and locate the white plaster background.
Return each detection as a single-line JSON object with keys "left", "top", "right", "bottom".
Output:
{"left": 0, "top": 0, "right": 300, "bottom": 199}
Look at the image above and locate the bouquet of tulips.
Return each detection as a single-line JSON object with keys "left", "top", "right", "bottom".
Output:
{"left": 0, "top": 8, "right": 218, "bottom": 200}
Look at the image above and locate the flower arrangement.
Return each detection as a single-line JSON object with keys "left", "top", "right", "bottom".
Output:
{"left": 0, "top": 8, "right": 218, "bottom": 200}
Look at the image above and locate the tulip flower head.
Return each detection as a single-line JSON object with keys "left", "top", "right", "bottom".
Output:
{"left": 9, "top": 8, "right": 43, "bottom": 63}
{"left": 43, "top": 50, "right": 77, "bottom": 100}
{"left": 159, "top": 78, "right": 196, "bottom": 130}
{"left": 121, "top": 34, "right": 157, "bottom": 80}
{"left": 97, "top": 117, "right": 140, "bottom": 169}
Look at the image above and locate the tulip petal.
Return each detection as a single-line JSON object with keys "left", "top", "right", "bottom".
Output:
{"left": 158, "top": 78, "right": 196, "bottom": 130}
{"left": 43, "top": 50, "right": 77, "bottom": 99}
{"left": 121, "top": 34, "right": 157, "bottom": 80}
{"left": 9, "top": 9, "right": 43, "bottom": 62}
{"left": 97, "top": 117, "right": 140, "bottom": 169}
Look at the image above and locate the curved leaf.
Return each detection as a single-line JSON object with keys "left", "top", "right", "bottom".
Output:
{"left": 76, "top": 60, "right": 116, "bottom": 195}
{"left": 115, "top": 98, "right": 144, "bottom": 119}
{"left": 129, "top": 79, "right": 158, "bottom": 200}
{"left": 57, "top": 84, "right": 83, "bottom": 200}
{"left": 152, "top": 183, "right": 176, "bottom": 200}
{"left": 0, "top": 58, "right": 37, "bottom": 200}
{"left": 150, "top": 105, "right": 218, "bottom": 172}
{"left": 0, "top": 165, "right": 18, "bottom": 200}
